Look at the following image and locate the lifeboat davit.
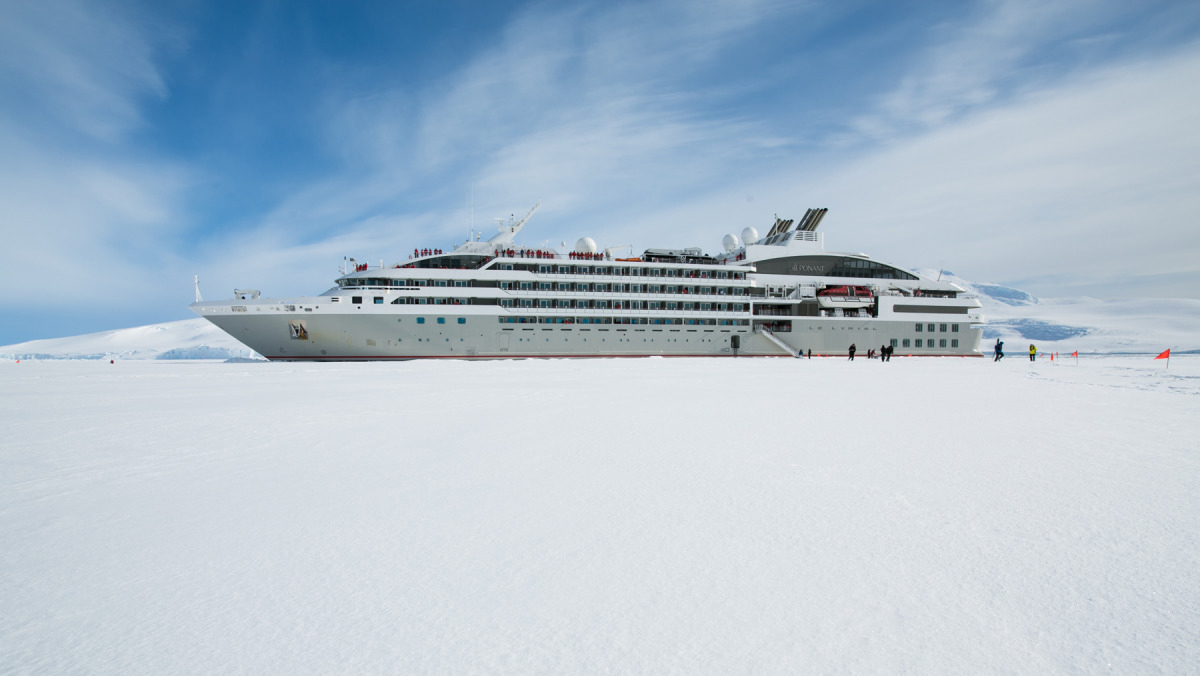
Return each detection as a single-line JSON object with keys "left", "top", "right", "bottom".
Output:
{"left": 816, "top": 285, "right": 874, "bottom": 309}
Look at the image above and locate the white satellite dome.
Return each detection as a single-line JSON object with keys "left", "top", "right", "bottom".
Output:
{"left": 722, "top": 233, "right": 739, "bottom": 252}
{"left": 741, "top": 226, "right": 759, "bottom": 246}
{"left": 574, "top": 237, "right": 598, "bottom": 254}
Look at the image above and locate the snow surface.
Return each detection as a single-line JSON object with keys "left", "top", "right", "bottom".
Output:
{"left": 2, "top": 356, "right": 1197, "bottom": 674}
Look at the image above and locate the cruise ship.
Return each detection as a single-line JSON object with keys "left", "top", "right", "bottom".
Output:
{"left": 190, "top": 203, "right": 984, "bottom": 360}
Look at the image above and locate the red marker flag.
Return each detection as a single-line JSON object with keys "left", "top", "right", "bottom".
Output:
{"left": 1155, "top": 349, "right": 1171, "bottom": 360}
{"left": 1071, "top": 351, "right": 1078, "bottom": 357}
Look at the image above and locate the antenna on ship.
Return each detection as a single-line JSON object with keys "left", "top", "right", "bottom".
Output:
{"left": 468, "top": 185, "right": 475, "bottom": 244}
{"left": 194, "top": 275, "right": 202, "bottom": 302}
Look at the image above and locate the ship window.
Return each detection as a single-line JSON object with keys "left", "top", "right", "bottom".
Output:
{"left": 939, "top": 339, "right": 947, "bottom": 347}
{"left": 331, "top": 297, "right": 341, "bottom": 303}
{"left": 902, "top": 339, "right": 910, "bottom": 347}
{"left": 915, "top": 323, "right": 922, "bottom": 332}
{"left": 927, "top": 323, "right": 935, "bottom": 332}
{"left": 437, "top": 317, "right": 445, "bottom": 324}
{"left": 952, "top": 324, "right": 960, "bottom": 332}
{"left": 520, "top": 282, "right": 531, "bottom": 290}
{"left": 454, "top": 281, "right": 467, "bottom": 287}
{"left": 915, "top": 339, "right": 922, "bottom": 347}
{"left": 539, "top": 282, "right": 551, "bottom": 290}
{"left": 434, "top": 280, "right": 447, "bottom": 287}
{"left": 890, "top": 339, "right": 898, "bottom": 347}
{"left": 457, "top": 317, "right": 466, "bottom": 324}
{"left": 631, "top": 285, "right": 641, "bottom": 293}
{"left": 558, "top": 266, "right": 569, "bottom": 274}
{"left": 940, "top": 323, "right": 947, "bottom": 332}
{"left": 417, "top": 317, "right": 425, "bottom": 324}
{"left": 374, "top": 297, "right": 383, "bottom": 304}
{"left": 701, "top": 303, "right": 711, "bottom": 311}
{"left": 539, "top": 265, "right": 549, "bottom": 274}
{"left": 352, "top": 296, "right": 363, "bottom": 304}
{"left": 951, "top": 339, "right": 959, "bottom": 347}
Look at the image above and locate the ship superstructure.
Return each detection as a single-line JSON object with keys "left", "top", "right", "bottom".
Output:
{"left": 191, "top": 204, "right": 983, "bottom": 359}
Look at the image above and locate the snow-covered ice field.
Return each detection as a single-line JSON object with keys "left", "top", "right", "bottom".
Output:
{"left": 3, "top": 355, "right": 1197, "bottom": 674}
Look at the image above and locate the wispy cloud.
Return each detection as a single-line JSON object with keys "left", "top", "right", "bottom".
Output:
{"left": 0, "top": 0, "right": 189, "bottom": 329}
{"left": 849, "top": 0, "right": 1195, "bottom": 139}
{"left": 239, "top": 0, "right": 796, "bottom": 247}
{"left": 0, "top": 0, "right": 173, "bottom": 141}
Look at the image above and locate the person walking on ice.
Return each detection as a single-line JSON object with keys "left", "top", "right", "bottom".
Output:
{"left": 848, "top": 343, "right": 857, "bottom": 361}
{"left": 994, "top": 339, "right": 1004, "bottom": 361}
{"left": 1029, "top": 344, "right": 1037, "bottom": 362}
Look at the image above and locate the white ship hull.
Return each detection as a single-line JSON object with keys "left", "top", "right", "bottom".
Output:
{"left": 196, "top": 302, "right": 982, "bottom": 360}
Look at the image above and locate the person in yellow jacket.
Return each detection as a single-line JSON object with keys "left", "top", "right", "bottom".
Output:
{"left": 1029, "top": 344, "right": 1037, "bottom": 362}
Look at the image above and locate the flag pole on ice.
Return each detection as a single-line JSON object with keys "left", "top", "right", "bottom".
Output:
{"left": 1154, "top": 348, "right": 1171, "bottom": 368}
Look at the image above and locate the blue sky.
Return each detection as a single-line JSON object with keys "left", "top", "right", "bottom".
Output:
{"left": 1, "top": 0, "right": 1198, "bottom": 344}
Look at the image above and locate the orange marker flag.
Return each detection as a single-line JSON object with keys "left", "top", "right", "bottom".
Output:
{"left": 1155, "top": 349, "right": 1171, "bottom": 360}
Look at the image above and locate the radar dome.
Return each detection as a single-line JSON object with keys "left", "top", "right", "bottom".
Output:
{"left": 574, "top": 237, "right": 597, "bottom": 254}
{"left": 722, "top": 233, "right": 739, "bottom": 252}
{"left": 741, "top": 226, "right": 759, "bottom": 246}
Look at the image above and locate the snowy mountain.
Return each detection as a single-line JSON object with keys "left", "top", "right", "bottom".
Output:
{"left": 912, "top": 269, "right": 1198, "bottom": 354}
{"left": 2, "top": 275, "right": 1194, "bottom": 359}
{"left": 0, "top": 318, "right": 261, "bottom": 361}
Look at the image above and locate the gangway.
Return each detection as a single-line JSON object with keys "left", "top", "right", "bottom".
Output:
{"left": 754, "top": 325, "right": 796, "bottom": 356}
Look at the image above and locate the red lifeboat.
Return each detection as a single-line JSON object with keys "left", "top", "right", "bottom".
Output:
{"left": 816, "top": 285, "right": 874, "bottom": 308}
{"left": 817, "top": 285, "right": 873, "bottom": 298}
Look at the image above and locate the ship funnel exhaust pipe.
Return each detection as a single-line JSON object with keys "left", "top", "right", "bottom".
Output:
{"left": 808, "top": 207, "right": 828, "bottom": 231}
